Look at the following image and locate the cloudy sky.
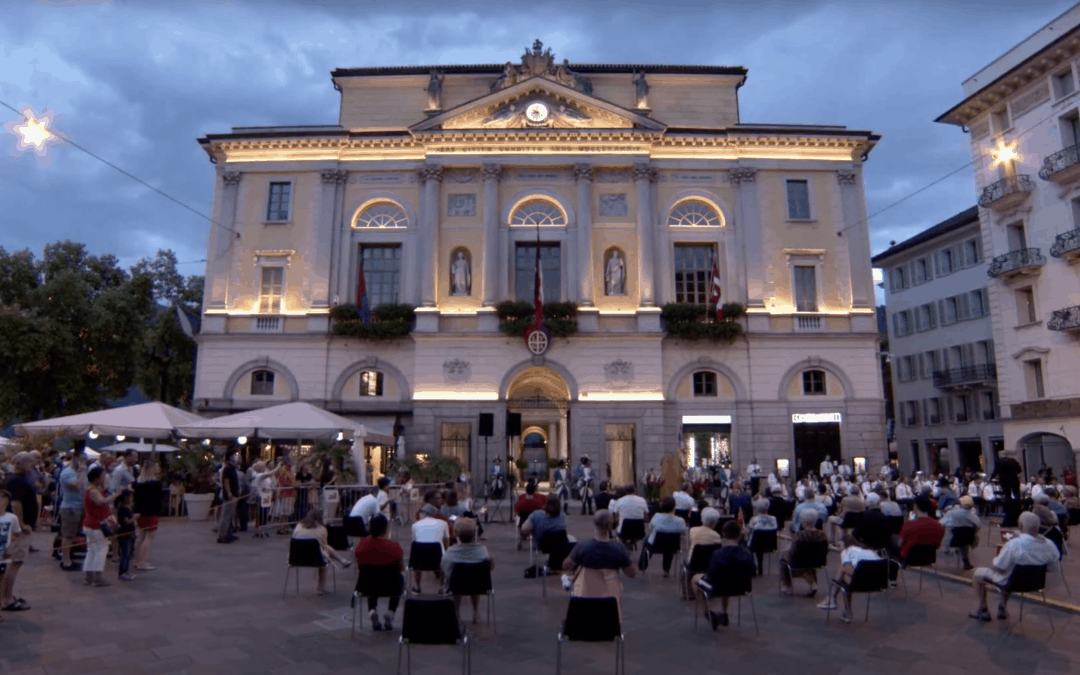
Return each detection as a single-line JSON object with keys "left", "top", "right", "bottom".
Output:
{"left": 2, "top": 0, "right": 1076, "bottom": 286}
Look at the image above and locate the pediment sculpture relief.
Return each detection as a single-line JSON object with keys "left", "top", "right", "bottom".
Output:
{"left": 479, "top": 97, "right": 595, "bottom": 129}
{"left": 491, "top": 39, "right": 593, "bottom": 94}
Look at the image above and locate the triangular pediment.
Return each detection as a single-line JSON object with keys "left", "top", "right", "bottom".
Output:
{"left": 410, "top": 77, "right": 666, "bottom": 132}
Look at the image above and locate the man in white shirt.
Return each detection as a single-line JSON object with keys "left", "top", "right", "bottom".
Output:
{"left": 838, "top": 462, "right": 853, "bottom": 480}
{"left": 350, "top": 492, "right": 379, "bottom": 524}
{"left": 673, "top": 484, "right": 696, "bottom": 513}
{"left": 969, "top": 512, "right": 1060, "bottom": 621}
{"left": 746, "top": 459, "right": 763, "bottom": 496}
{"left": 410, "top": 509, "right": 451, "bottom": 594}
{"left": 611, "top": 485, "right": 648, "bottom": 537}
{"left": 819, "top": 456, "right": 835, "bottom": 478}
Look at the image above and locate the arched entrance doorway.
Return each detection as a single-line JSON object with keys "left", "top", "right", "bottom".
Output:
{"left": 1019, "top": 433, "right": 1074, "bottom": 481}
{"left": 505, "top": 366, "right": 571, "bottom": 487}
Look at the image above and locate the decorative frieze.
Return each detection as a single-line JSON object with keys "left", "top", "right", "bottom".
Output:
{"left": 348, "top": 173, "right": 407, "bottom": 184}
{"left": 418, "top": 165, "right": 444, "bottom": 183}
{"left": 447, "top": 194, "right": 476, "bottom": 217}
{"left": 443, "top": 359, "right": 471, "bottom": 384}
{"left": 729, "top": 167, "right": 756, "bottom": 184}
{"left": 599, "top": 193, "right": 628, "bottom": 217}
{"left": 603, "top": 359, "right": 634, "bottom": 388}
{"left": 1011, "top": 396, "right": 1080, "bottom": 420}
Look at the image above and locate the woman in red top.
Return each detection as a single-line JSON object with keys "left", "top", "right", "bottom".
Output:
{"left": 82, "top": 466, "right": 121, "bottom": 587}
{"left": 353, "top": 514, "right": 404, "bottom": 631}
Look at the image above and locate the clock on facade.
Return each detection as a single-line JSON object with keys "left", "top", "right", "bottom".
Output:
{"left": 525, "top": 102, "right": 549, "bottom": 123}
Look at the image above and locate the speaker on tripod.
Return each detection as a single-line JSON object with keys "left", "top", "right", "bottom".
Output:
{"left": 505, "top": 412, "right": 521, "bottom": 437}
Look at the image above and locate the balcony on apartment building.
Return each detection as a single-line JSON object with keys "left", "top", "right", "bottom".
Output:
{"left": 987, "top": 248, "right": 1046, "bottom": 279}
{"left": 932, "top": 363, "right": 997, "bottom": 390}
{"left": 1039, "top": 144, "right": 1080, "bottom": 185}
{"left": 1048, "top": 305, "right": 1080, "bottom": 333}
{"left": 978, "top": 174, "right": 1035, "bottom": 211}
{"left": 1050, "top": 229, "right": 1080, "bottom": 262}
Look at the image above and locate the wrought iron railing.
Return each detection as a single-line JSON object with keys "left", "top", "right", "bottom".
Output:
{"left": 1050, "top": 229, "right": 1080, "bottom": 258}
{"left": 987, "top": 248, "right": 1045, "bottom": 277}
{"left": 1048, "top": 305, "right": 1080, "bottom": 332}
{"left": 1039, "top": 144, "right": 1080, "bottom": 180}
{"left": 978, "top": 174, "right": 1035, "bottom": 207}
{"left": 932, "top": 364, "right": 997, "bottom": 388}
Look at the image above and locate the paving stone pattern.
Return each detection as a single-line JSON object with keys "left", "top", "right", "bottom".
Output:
{"left": 1, "top": 511, "right": 1078, "bottom": 675}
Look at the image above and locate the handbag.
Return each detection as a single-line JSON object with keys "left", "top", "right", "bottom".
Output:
{"left": 637, "top": 543, "right": 650, "bottom": 572}
{"left": 99, "top": 521, "right": 114, "bottom": 538}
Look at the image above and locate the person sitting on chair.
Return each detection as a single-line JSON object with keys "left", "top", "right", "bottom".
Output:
{"left": 745, "top": 499, "right": 778, "bottom": 573}
{"left": 826, "top": 485, "right": 866, "bottom": 548}
{"left": 292, "top": 508, "right": 352, "bottom": 596}
{"left": 1044, "top": 487, "right": 1069, "bottom": 522}
{"left": 410, "top": 499, "right": 451, "bottom": 594}
{"left": 350, "top": 480, "right": 389, "bottom": 527}
{"left": 673, "top": 483, "right": 696, "bottom": 517}
{"left": 354, "top": 515, "right": 403, "bottom": 631}
{"left": 780, "top": 508, "right": 829, "bottom": 597}
{"left": 521, "top": 496, "right": 573, "bottom": 572}
{"left": 815, "top": 531, "right": 881, "bottom": 623}
{"left": 891, "top": 496, "right": 944, "bottom": 583}
{"left": 702, "top": 519, "right": 756, "bottom": 630}
{"left": 645, "top": 496, "right": 688, "bottom": 577}
{"left": 793, "top": 485, "right": 828, "bottom": 532}
{"left": 690, "top": 507, "right": 724, "bottom": 551}
{"left": 563, "top": 510, "right": 636, "bottom": 621}
{"left": 441, "top": 517, "right": 493, "bottom": 625}
{"left": 969, "top": 511, "right": 1060, "bottom": 621}
{"left": 611, "top": 484, "right": 648, "bottom": 547}
{"left": 940, "top": 495, "right": 981, "bottom": 570}
{"left": 593, "top": 481, "right": 616, "bottom": 512}
{"left": 418, "top": 490, "right": 449, "bottom": 523}
{"left": 852, "top": 493, "right": 893, "bottom": 553}
{"left": 514, "top": 480, "right": 547, "bottom": 549}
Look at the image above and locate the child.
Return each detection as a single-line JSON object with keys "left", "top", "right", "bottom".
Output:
{"left": 0, "top": 489, "right": 23, "bottom": 623}
{"left": 116, "top": 489, "right": 137, "bottom": 581}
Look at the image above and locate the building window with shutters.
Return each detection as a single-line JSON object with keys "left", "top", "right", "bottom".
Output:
{"left": 673, "top": 244, "right": 714, "bottom": 304}
{"left": 981, "top": 391, "right": 997, "bottom": 420}
{"left": 916, "top": 303, "right": 936, "bottom": 332}
{"left": 1024, "top": 359, "right": 1046, "bottom": 399}
{"left": 893, "top": 310, "right": 911, "bottom": 337}
{"left": 891, "top": 266, "right": 908, "bottom": 291}
{"left": 359, "top": 370, "right": 384, "bottom": 397}
{"left": 1015, "top": 287, "right": 1037, "bottom": 325}
{"left": 938, "top": 248, "right": 954, "bottom": 275}
{"left": 969, "top": 289, "right": 986, "bottom": 317}
{"left": 251, "top": 369, "right": 275, "bottom": 396}
{"left": 922, "top": 350, "right": 939, "bottom": 379}
{"left": 259, "top": 266, "right": 284, "bottom": 313}
{"left": 927, "top": 398, "right": 942, "bottom": 425}
{"left": 914, "top": 258, "right": 932, "bottom": 284}
{"left": 953, "top": 395, "right": 970, "bottom": 423}
{"left": 693, "top": 371, "right": 717, "bottom": 396}
{"left": 942, "top": 296, "right": 958, "bottom": 324}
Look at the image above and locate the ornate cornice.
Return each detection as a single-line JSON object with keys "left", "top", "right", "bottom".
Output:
{"left": 573, "top": 163, "right": 593, "bottom": 182}
{"left": 729, "top": 167, "right": 756, "bottom": 184}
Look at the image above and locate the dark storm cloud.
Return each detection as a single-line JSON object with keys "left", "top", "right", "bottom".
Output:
{"left": 1, "top": 0, "right": 1076, "bottom": 278}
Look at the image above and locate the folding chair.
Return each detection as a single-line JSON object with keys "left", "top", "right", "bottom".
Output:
{"left": 680, "top": 543, "right": 721, "bottom": 601}
{"left": 748, "top": 529, "right": 779, "bottom": 575}
{"left": 695, "top": 566, "right": 758, "bottom": 636}
{"left": 556, "top": 597, "right": 624, "bottom": 675}
{"left": 646, "top": 532, "right": 683, "bottom": 583}
{"left": 407, "top": 542, "right": 443, "bottom": 595}
{"left": 1042, "top": 526, "right": 1071, "bottom": 595}
{"left": 618, "top": 519, "right": 646, "bottom": 552}
{"left": 943, "top": 526, "right": 977, "bottom": 570}
{"left": 344, "top": 515, "right": 369, "bottom": 539}
{"left": 397, "top": 598, "right": 470, "bottom": 675}
{"left": 893, "top": 544, "right": 943, "bottom": 598}
{"left": 827, "top": 559, "right": 890, "bottom": 623}
{"left": 326, "top": 524, "right": 350, "bottom": 553}
{"left": 538, "top": 530, "right": 571, "bottom": 599}
{"left": 994, "top": 564, "right": 1054, "bottom": 631}
{"left": 778, "top": 539, "right": 829, "bottom": 596}
{"left": 283, "top": 539, "right": 335, "bottom": 597}
{"left": 447, "top": 562, "right": 496, "bottom": 632}
{"left": 351, "top": 563, "right": 405, "bottom": 639}
{"left": 688, "top": 510, "right": 703, "bottom": 528}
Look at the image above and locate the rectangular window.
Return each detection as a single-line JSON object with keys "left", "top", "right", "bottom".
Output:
{"left": 992, "top": 108, "right": 1011, "bottom": 134}
{"left": 928, "top": 398, "right": 942, "bottom": 425}
{"left": 1061, "top": 110, "right": 1080, "bottom": 147}
{"left": 963, "top": 239, "right": 981, "bottom": 267}
{"left": 954, "top": 395, "right": 969, "bottom": 423}
{"left": 922, "top": 350, "right": 939, "bottom": 379}
{"left": 793, "top": 265, "right": 818, "bottom": 312}
{"left": 948, "top": 345, "right": 966, "bottom": 371}
{"left": 914, "top": 258, "right": 931, "bottom": 284}
{"left": 1025, "top": 359, "right": 1045, "bottom": 399}
{"left": 1016, "top": 286, "right": 1037, "bottom": 324}
{"left": 938, "top": 248, "right": 954, "bottom": 275}
{"left": 942, "top": 297, "right": 958, "bottom": 324}
{"left": 250, "top": 370, "right": 274, "bottom": 396}
{"left": 976, "top": 340, "right": 994, "bottom": 366}
{"left": 693, "top": 372, "right": 717, "bottom": 397}
{"left": 673, "top": 244, "right": 713, "bottom": 304}
{"left": 981, "top": 391, "right": 997, "bottom": 420}
{"left": 360, "top": 244, "right": 403, "bottom": 307}
{"left": 258, "top": 266, "right": 284, "bottom": 313}
{"left": 266, "top": 182, "right": 291, "bottom": 221}
{"left": 515, "top": 243, "right": 562, "bottom": 303}
{"left": 969, "top": 289, "right": 986, "bottom": 318}
{"left": 910, "top": 440, "right": 921, "bottom": 472}
{"left": 786, "top": 179, "right": 811, "bottom": 220}
{"left": 891, "top": 266, "right": 908, "bottom": 291}
{"left": 1054, "top": 69, "right": 1076, "bottom": 99}
{"left": 1006, "top": 223, "right": 1027, "bottom": 252}
{"left": 802, "top": 370, "right": 825, "bottom": 395}
{"left": 915, "top": 303, "right": 935, "bottom": 332}
{"left": 893, "top": 310, "right": 911, "bottom": 337}
{"left": 359, "top": 371, "right": 384, "bottom": 397}
{"left": 440, "top": 423, "right": 471, "bottom": 471}
{"left": 904, "top": 401, "right": 919, "bottom": 427}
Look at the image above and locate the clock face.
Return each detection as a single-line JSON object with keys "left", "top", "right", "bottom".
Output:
{"left": 526, "top": 102, "right": 549, "bottom": 123}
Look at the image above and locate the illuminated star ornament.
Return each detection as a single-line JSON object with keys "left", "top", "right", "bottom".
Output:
{"left": 3, "top": 105, "right": 61, "bottom": 160}
{"left": 986, "top": 138, "right": 1022, "bottom": 169}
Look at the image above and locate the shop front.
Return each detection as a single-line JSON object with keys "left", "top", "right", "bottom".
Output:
{"left": 792, "top": 412, "right": 842, "bottom": 479}
{"left": 680, "top": 415, "right": 733, "bottom": 468}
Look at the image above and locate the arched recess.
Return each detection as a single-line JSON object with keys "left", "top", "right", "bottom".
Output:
{"left": 777, "top": 357, "right": 856, "bottom": 400}
{"left": 222, "top": 357, "right": 300, "bottom": 401}
{"left": 522, "top": 426, "right": 549, "bottom": 443}
{"left": 666, "top": 358, "right": 747, "bottom": 401}
{"left": 347, "top": 192, "right": 417, "bottom": 229}
{"left": 660, "top": 189, "right": 732, "bottom": 228}
{"left": 499, "top": 358, "right": 579, "bottom": 400}
{"left": 331, "top": 356, "right": 410, "bottom": 403}
{"left": 502, "top": 189, "right": 575, "bottom": 226}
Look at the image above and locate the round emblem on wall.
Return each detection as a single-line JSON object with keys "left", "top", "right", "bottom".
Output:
{"left": 524, "top": 324, "right": 550, "bottom": 355}
{"left": 525, "top": 102, "right": 549, "bottom": 123}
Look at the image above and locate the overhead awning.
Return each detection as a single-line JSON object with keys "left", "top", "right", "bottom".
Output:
{"left": 347, "top": 417, "right": 396, "bottom": 446}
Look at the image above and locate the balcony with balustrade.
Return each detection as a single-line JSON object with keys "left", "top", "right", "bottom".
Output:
{"left": 978, "top": 174, "right": 1035, "bottom": 211}
{"left": 1048, "top": 305, "right": 1080, "bottom": 334}
{"left": 986, "top": 248, "right": 1045, "bottom": 280}
{"left": 932, "top": 364, "right": 997, "bottom": 390}
{"left": 1050, "top": 229, "right": 1080, "bottom": 262}
{"left": 1039, "top": 144, "right": 1080, "bottom": 185}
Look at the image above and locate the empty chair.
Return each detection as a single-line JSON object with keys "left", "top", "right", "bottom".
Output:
{"left": 538, "top": 529, "right": 572, "bottom": 599}
{"left": 326, "top": 524, "right": 350, "bottom": 552}
{"left": 447, "top": 562, "right": 496, "bottom": 632}
{"left": 344, "top": 515, "right": 369, "bottom": 539}
{"left": 556, "top": 597, "right": 625, "bottom": 675}
{"left": 397, "top": 598, "right": 470, "bottom": 675}
{"left": 748, "top": 529, "right": 779, "bottom": 575}
{"left": 826, "top": 559, "right": 890, "bottom": 624}
{"left": 619, "top": 519, "right": 646, "bottom": 551}
{"left": 779, "top": 539, "right": 829, "bottom": 596}
{"left": 283, "top": 538, "right": 335, "bottom": 597}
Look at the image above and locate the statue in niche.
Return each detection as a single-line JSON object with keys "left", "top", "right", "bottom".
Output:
{"left": 632, "top": 70, "right": 650, "bottom": 110}
{"left": 605, "top": 248, "right": 626, "bottom": 296}
{"left": 425, "top": 69, "right": 444, "bottom": 111}
{"left": 450, "top": 251, "right": 472, "bottom": 296}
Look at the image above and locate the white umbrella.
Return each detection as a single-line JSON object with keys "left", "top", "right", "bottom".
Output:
{"left": 101, "top": 441, "right": 180, "bottom": 454}
{"left": 84, "top": 448, "right": 101, "bottom": 460}
{"left": 175, "top": 401, "right": 361, "bottom": 441}
{"left": 352, "top": 429, "right": 368, "bottom": 485}
{"left": 15, "top": 402, "right": 203, "bottom": 438}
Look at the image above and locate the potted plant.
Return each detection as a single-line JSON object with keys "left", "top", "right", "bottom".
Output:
{"left": 176, "top": 444, "right": 218, "bottom": 521}
{"left": 514, "top": 458, "right": 529, "bottom": 486}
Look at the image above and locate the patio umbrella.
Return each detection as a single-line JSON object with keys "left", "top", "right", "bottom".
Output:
{"left": 15, "top": 402, "right": 204, "bottom": 439}
{"left": 101, "top": 441, "right": 181, "bottom": 454}
{"left": 175, "top": 401, "right": 362, "bottom": 441}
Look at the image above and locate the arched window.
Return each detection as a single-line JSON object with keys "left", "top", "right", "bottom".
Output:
{"left": 510, "top": 199, "right": 566, "bottom": 227}
{"left": 692, "top": 371, "right": 717, "bottom": 397}
{"left": 355, "top": 201, "right": 408, "bottom": 229}
{"left": 802, "top": 370, "right": 825, "bottom": 395}
{"left": 251, "top": 369, "right": 275, "bottom": 396}
{"left": 359, "top": 370, "right": 384, "bottom": 397}
{"left": 667, "top": 199, "right": 721, "bottom": 227}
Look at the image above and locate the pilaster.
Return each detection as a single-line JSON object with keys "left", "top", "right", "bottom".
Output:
{"left": 208, "top": 171, "right": 241, "bottom": 310}
{"left": 481, "top": 164, "right": 502, "bottom": 306}
{"left": 574, "top": 163, "right": 594, "bottom": 306}
{"left": 838, "top": 168, "right": 873, "bottom": 309}
{"left": 731, "top": 167, "right": 763, "bottom": 308}
{"left": 418, "top": 164, "right": 443, "bottom": 307}
{"left": 634, "top": 163, "right": 657, "bottom": 307}
{"left": 314, "top": 169, "right": 347, "bottom": 308}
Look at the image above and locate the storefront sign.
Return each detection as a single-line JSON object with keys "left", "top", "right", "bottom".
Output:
{"left": 681, "top": 415, "right": 732, "bottom": 424}
{"left": 791, "top": 413, "right": 841, "bottom": 424}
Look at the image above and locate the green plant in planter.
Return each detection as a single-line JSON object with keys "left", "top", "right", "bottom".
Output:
{"left": 660, "top": 302, "right": 746, "bottom": 342}
{"left": 175, "top": 445, "right": 217, "bottom": 494}
{"left": 396, "top": 455, "right": 462, "bottom": 484}
{"left": 331, "top": 303, "right": 416, "bottom": 340}
{"left": 514, "top": 458, "right": 529, "bottom": 472}
{"left": 546, "top": 458, "right": 561, "bottom": 470}
{"left": 495, "top": 300, "right": 578, "bottom": 338}
{"left": 306, "top": 440, "right": 357, "bottom": 484}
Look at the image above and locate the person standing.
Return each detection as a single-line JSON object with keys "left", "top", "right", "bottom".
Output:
{"left": 993, "top": 456, "right": 1023, "bottom": 527}
{"left": 575, "top": 456, "right": 595, "bottom": 516}
{"left": 133, "top": 461, "right": 164, "bottom": 571}
{"left": 275, "top": 455, "right": 297, "bottom": 534}
{"left": 115, "top": 490, "right": 137, "bottom": 581}
{"left": 819, "top": 455, "right": 835, "bottom": 479}
{"left": 218, "top": 453, "right": 240, "bottom": 544}
{"left": 82, "top": 466, "right": 121, "bottom": 588}
{"left": 109, "top": 450, "right": 137, "bottom": 495}
{"left": 0, "top": 489, "right": 24, "bottom": 620}
{"left": 2, "top": 453, "right": 38, "bottom": 611}
{"left": 553, "top": 460, "right": 571, "bottom": 513}
{"left": 58, "top": 451, "right": 88, "bottom": 571}
{"left": 746, "top": 459, "right": 763, "bottom": 498}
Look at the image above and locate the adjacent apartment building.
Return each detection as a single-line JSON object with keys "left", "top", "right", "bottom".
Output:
{"left": 873, "top": 207, "right": 1004, "bottom": 476}
{"left": 192, "top": 41, "right": 886, "bottom": 485}
{"left": 936, "top": 4, "right": 1080, "bottom": 478}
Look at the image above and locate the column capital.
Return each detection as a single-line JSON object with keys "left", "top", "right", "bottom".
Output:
{"left": 729, "top": 167, "right": 756, "bottom": 184}
{"left": 321, "top": 169, "right": 348, "bottom": 184}
{"left": 632, "top": 163, "right": 656, "bottom": 182}
{"left": 481, "top": 163, "right": 503, "bottom": 181}
{"left": 837, "top": 169, "right": 858, "bottom": 186}
{"left": 222, "top": 171, "right": 242, "bottom": 187}
{"left": 418, "top": 164, "right": 444, "bottom": 183}
{"left": 573, "top": 163, "right": 593, "bottom": 182}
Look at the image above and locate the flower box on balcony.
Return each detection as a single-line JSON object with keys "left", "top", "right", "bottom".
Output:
{"left": 495, "top": 301, "right": 577, "bottom": 337}
{"left": 330, "top": 303, "right": 415, "bottom": 340}
{"left": 660, "top": 303, "right": 746, "bottom": 341}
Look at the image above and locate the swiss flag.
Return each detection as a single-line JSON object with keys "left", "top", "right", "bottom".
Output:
{"left": 709, "top": 255, "right": 723, "bottom": 322}
{"left": 533, "top": 244, "right": 544, "bottom": 327}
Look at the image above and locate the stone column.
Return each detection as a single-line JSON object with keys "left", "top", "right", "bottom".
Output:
{"left": 207, "top": 171, "right": 241, "bottom": 310}
{"left": 838, "top": 168, "right": 873, "bottom": 309}
{"left": 574, "top": 163, "right": 594, "bottom": 306}
{"left": 731, "top": 167, "right": 763, "bottom": 308}
{"left": 313, "top": 170, "right": 347, "bottom": 308}
{"left": 418, "top": 164, "right": 443, "bottom": 307}
{"left": 633, "top": 163, "right": 657, "bottom": 307}
{"left": 481, "top": 164, "right": 502, "bottom": 306}
{"left": 559, "top": 414, "right": 569, "bottom": 461}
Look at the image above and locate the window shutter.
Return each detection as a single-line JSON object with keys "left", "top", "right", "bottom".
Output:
{"left": 892, "top": 313, "right": 899, "bottom": 336}
{"left": 922, "top": 399, "right": 928, "bottom": 423}
{"left": 958, "top": 293, "right": 971, "bottom": 320}
{"left": 928, "top": 303, "right": 937, "bottom": 328}
{"left": 936, "top": 300, "right": 947, "bottom": 326}
{"left": 964, "top": 344, "right": 976, "bottom": 369}
{"left": 947, "top": 396, "right": 955, "bottom": 422}
{"left": 918, "top": 353, "right": 925, "bottom": 378}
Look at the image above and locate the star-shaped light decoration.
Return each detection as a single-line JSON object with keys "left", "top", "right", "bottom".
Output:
{"left": 986, "top": 138, "right": 1022, "bottom": 169}
{"left": 3, "top": 105, "right": 61, "bottom": 161}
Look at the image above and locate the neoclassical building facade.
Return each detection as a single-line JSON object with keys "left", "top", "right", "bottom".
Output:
{"left": 193, "top": 42, "right": 886, "bottom": 485}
